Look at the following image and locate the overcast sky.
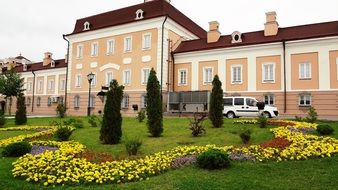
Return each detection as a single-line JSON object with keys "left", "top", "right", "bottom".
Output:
{"left": 1, "top": 0, "right": 337, "bottom": 62}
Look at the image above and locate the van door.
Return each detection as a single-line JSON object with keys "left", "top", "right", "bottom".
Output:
{"left": 233, "top": 97, "right": 245, "bottom": 117}
{"left": 244, "top": 98, "right": 259, "bottom": 117}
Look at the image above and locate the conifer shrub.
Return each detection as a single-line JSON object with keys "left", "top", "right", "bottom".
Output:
{"left": 257, "top": 113, "right": 268, "bottom": 128}
{"left": 240, "top": 129, "right": 252, "bottom": 144}
{"left": 316, "top": 124, "right": 334, "bottom": 135}
{"left": 209, "top": 75, "right": 224, "bottom": 128}
{"left": 197, "top": 149, "right": 231, "bottom": 170}
{"left": 0, "top": 111, "right": 5, "bottom": 127}
{"left": 56, "top": 103, "right": 67, "bottom": 118}
{"left": 15, "top": 93, "right": 27, "bottom": 125}
{"left": 305, "top": 106, "right": 318, "bottom": 123}
{"left": 2, "top": 141, "right": 32, "bottom": 157}
{"left": 136, "top": 109, "right": 146, "bottom": 123}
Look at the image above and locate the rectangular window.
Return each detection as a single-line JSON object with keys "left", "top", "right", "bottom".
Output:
{"left": 106, "top": 72, "right": 113, "bottom": 86}
{"left": 91, "top": 74, "right": 96, "bottom": 86}
{"left": 74, "top": 96, "right": 80, "bottom": 108}
{"left": 121, "top": 95, "right": 129, "bottom": 109}
{"left": 299, "top": 62, "right": 311, "bottom": 79}
{"left": 38, "top": 80, "right": 43, "bottom": 92}
{"left": 107, "top": 40, "right": 115, "bottom": 54}
{"left": 141, "top": 95, "right": 147, "bottom": 108}
{"left": 179, "top": 69, "right": 187, "bottom": 85}
{"left": 204, "top": 67, "right": 213, "bottom": 84}
{"left": 231, "top": 65, "right": 242, "bottom": 83}
{"left": 263, "top": 63, "right": 275, "bottom": 82}
{"left": 124, "top": 37, "right": 132, "bottom": 52}
{"left": 27, "top": 82, "right": 32, "bottom": 92}
{"left": 223, "top": 98, "right": 233, "bottom": 106}
{"left": 91, "top": 42, "right": 98, "bottom": 56}
{"left": 142, "top": 34, "right": 151, "bottom": 50}
{"left": 48, "top": 80, "right": 54, "bottom": 91}
{"left": 234, "top": 98, "right": 244, "bottom": 106}
{"left": 142, "top": 69, "right": 150, "bottom": 84}
{"left": 77, "top": 45, "right": 83, "bottom": 58}
{"left": 75, "top": 74, "right": 81, "bottom": 87}
{"left": 89, "top": 96, "right": 95, "bottom": 108}
{"left": 37, "top": 97, "right": 41, "bottom": 106}
{"left": 60, "top": 79, "right": 66, "bottom": 91}
{"left": 123, "top": 70, "right": 131, "bottom": 85}
{"left": 299, "top": 94, "right": 311, "bottom": 106}
{"left": 264, "top": 95, "right": 275, "bottom": 105}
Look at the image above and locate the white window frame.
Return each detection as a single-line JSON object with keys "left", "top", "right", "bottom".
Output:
{"left": 124, "top": 36, "right": 132, "bottom": 53}
{"left": 264, "top": 94, "right": 275, "bottom": 105}
{"left": 27, "top": 82, "right": 32, "bottom": 92}
{"left": 91, "top": 42, "right": 99, "bottom": 57}
{"left": 91, "top": 73, "right": 97, "bottom": 86}
{"left": 231, "top": 65, "right": 242, "bottom": 84}
{"left": 38, "top": 80, "right": 43, "bottom": 92}
{"left": 142, "top": 33, "right": 151, "bottom": 50}
{"left": 203, "top": 67, "right": 213, "bottom": 84}
{"left": 299, "top": 94, "right": 312, "bottom": 106}
{"left": 26, "top": 97, "right": 31, "bottom": 106}
{"left": 141, "top": 95, "right": 147, "bottom": 108}
{"left": 262, "top": 62, "right": 275, "bottom": 83}
{"left": 106, "top": 39, "right": 115, "bottom": 55}
{"left": 74, "top": 96, "right": 80, "bottom": 108}
{"left": 48, "top": 80, "right": 54, "bottom": 91}
{"left": 76, "top": 44, "right": 83, "bottom": 59}
{"left": 123, "top": 70, "right": 131, "bottom": 86}
{"left": 106, "top": 72, "right": 113, "bottom": 86}
{"left": 75, "top": 74, "right": 82, "bottom": 88}
{"left": 36, "top": 97, "right": 41, "bottom": 106}
{"left": 60, "top": 79, "right": 66, "bottom": 91}
{"left": 299, "top": 62, "right": 311, "bottom": 79}
{"left": 121, "top": 95, "right": 129, "bottom": 109}
{"left": 178, "top": 69, "right": 188, "bottom": 86}
{"left": 89, "top": 95, "right": 95, "bottom": 108}
{"left": 141, "top": 68, "right": 151, "bottom": 85}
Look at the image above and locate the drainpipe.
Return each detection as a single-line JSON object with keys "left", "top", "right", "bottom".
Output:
{"left": 63, "top": 34, "right": 70, "bottom": 109}
{"left": 283, "top": 40, "right": 287, "bottom": 113}
{"left": 31, "top": 70, "right": 36, "bottom": 113}
{"left": 160, "top": 15, "right": 168, "bottom": 100}
{"left": 171, "top": 51, "right": 175, "bottom": 92}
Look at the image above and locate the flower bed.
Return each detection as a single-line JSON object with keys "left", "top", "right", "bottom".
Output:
{"left": 5, "top": 120, "right": 338, "bottom": 186}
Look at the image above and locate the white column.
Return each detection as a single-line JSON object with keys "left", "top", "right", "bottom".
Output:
{"left": 247, "top": 55, "right": 256, "bottom": 91}
{"left": 218, "top": 57, "right": 226, "bottom": 91}
{"left": 318, "top": 50, "right": 330, "bottom": 90}
{"left": 191, "top": 61, "right": 199, "bottom": 91}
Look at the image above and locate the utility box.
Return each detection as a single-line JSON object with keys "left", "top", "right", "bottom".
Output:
{"left": 168, "top": 91, "right": 210, "bottom": 113}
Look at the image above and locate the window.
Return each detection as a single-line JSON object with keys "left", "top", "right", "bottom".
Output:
{"left": 106, "top": 72, "right": 113, "bottom": 86}
{"left": 264, "top": 94, "right": 275, "bottom": 105}
{"left": 60, "top": 79, "right": 66, "bottom": 91}
{"left": 26, "top": 97, "right": 31, "bottom": 106}
{"left": 47, "top": 97, "right": 52, "bottom": 107}
{"left": 142, "top": 34, "right": 151, "bottom": 50}
{"left": 246, "top": 98, "right": 256, "bottom": 107}
{"left": 51, "top": 60, "right": 55, "bottom": 68}
{"left": 91, "top": 42, "right": 98, "bottom": 57}
{"left": 124, "top": 37, "right": 132, "bottom": 52}
{"left": 141, "top": 95, "right": 147, "bottom": 108}
{"left": 77, "top": 45, "right": 83, "bottom": 58}
{"left": 223, "top": 98, "right": 233, "bottom": 106}
{"left": 299, "top": 62, "right": 311, "bottom": 79}
{"left": 37, "top": 97, "right": 41, "bottom": 107}
{"left": 48, "top": 80, "right": 54, "bottom": 91}
{"left": 299, "top": 94, "right": 311, "bottom": 106}
{"left": 38, "top": 80, "right": 43, "bottom": 92}
{"left": 121, "top": 95, "right": 129, "bottom": 109}
{"left": 142, "top": 68, "right": 150, "bottom": 84}
{"left": 203, "top": 67, "right": 213, "bottom": 84}
{"left": 91, "top": 74, "right": 97, "bottom": 86}
{"left": 234, "top": 98, "right": 244, "bottom": 106}
{"left": 107, "top": 40, "right": 115, "bottom": 54}
{"left": 89, "top": 95, "right": 95, "bottom": 108}
{"left": 231, "top": 65, "right": 242, "bottom": 83}
{"left": 135, "top": 9, "right": 144, "bottom": 20}
{"left": 123, "top": 70, "right": 131, "bottom": 85}
{"left": 58, "top": 97, "right": 64, "bottom": 104}
{"left": 83, "top": 21, "right": 90, "bottom": 31}
{"left": 27, "top": 82, "right": 32, "bottom": 92}
{"left": 263, "top": 63, "right": 275, "bottom": 82}
{"left": 74, "top": 96, "right": 80, "bottom": 108}
{"left": 75, "top": 74, "right": 81, "bottom": 87}
{"left": 179, "top": 69, "right": 187, "bottom": 85}
{"left": 23, "top": 64, "right": 27, "bottom": 71}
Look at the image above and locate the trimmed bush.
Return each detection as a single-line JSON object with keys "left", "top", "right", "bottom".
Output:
{"left": 56, "top": 103, "right": 67, "bottom": 118}
{"left": 197, "top": 149, "right": 231, "bottom": 170}
{"left": 136, "top": 110, "right": 146, "bottom": 123}
{"left": 2, "top": 141, "right": 32, "bottom": 157}
{"left": 15, "top": 93, "right": 27, "bottom": 125}
{"left": 124, "top": 137, "right": 142, "bottom": 156}
{"left": 55, "top": 126, "right": 73, "bottom": 141}
{"left": 257, "top": 113, "right": 268, "bottom": 128}
{"left": 317, "top": 124, "right": 334, "bottom": 135}
{"left": 240, "top": 129, "right": 251, "bottom": 144}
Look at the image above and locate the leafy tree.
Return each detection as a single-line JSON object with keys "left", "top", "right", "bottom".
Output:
{"left": 209, "top": 75, "right": 224, "bottom": 128}
{"left": 0, "top": 70, "right": 24, "bottom": 115}
{"left": 15, "top": 93, "right": 27, "bottom": 125}
{"left": 100, "top": 80, "right": 124, "bottom": 144}
{"left": 146, "top": 68, "right": 163, "bottom": 137}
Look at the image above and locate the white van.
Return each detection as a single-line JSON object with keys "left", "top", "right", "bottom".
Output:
{"left": 223, "top": 96, "right": 278, "bottom": 118}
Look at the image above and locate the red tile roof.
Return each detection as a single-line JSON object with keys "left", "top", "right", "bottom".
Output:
{"left": 174, "top": 21, "right": 338, "bottom": 54}
{"left": 2, "top": 59, "right": 67, "bottom": 73}
{"left": 67, "top": 0, "right": 206, "bottom": 38}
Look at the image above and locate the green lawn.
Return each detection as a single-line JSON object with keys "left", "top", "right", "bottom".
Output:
{"left": 0, "top": 117, "right": 337, "bottom": 190}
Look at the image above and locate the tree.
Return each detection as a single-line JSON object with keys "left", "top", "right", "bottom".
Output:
{"left": 0, "top": 70, "right": 24, "bottom": 115}
{"left": 100, "top": 80, "right": 124, "bottom": 144}
{"left": 146, "top": 68, "right": 163, "bottom": 137}
{"left": 209, "top": 75, "right": 224, "bottom": 128}
{"left": 15, "top": 93, "right": 27, "bottom": 125}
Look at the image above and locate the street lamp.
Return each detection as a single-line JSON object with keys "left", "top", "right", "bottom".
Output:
{"left": 87, "top": 72, "right": 95, "bottom": 116}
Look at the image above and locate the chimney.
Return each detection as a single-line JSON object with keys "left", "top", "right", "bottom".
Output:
{"left": 207, "top": 21, "right": 221, "bottom": 43}
{"left": 43, "top": 52, "right": 53, "bottom": 66}
{"left": 264, "top": 11, "right": 279, "bottom": 36}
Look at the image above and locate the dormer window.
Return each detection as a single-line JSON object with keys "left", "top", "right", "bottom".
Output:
{"left": 84, "top": 21, "right": 91, "bottom": 31}
{"left": 23, "top": 64, "right": 27, "bottom": 71}
{"left": 51, "top": 60, "right": 55, "bottom": 68}
{"left": 231, "top": 31, "right": 242, "bottom": 43}
{"left": 135, "top": 9, "right": 144, "bottom": 20}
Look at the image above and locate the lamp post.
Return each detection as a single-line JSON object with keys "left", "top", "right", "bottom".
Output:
{"left": 87, "top": 72, "right": 95, "bottom": 116}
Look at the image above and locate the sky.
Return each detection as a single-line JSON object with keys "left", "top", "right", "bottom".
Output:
{"left": 0, "top": 0, "right": 337, "bottom": 62}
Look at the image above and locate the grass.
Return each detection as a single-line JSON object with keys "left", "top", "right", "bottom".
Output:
{"left": 0, "top": 116, "right": 338, "bottom": 189}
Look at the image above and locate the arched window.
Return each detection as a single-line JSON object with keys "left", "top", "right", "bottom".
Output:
{"left": 47, "top": 97, "right": 52, "bottom": 107}
{"left": 121, "top": 94, "right": 129, "bottom": 109}
{"left": 135, "top": 9, "right": 144, "bottom": 20}
{"left": 89, "top": 95, "right": 95, "bottom": 108}
{"left": 26, "top": 97, "right": 31, "bottom": 106}
{"left": 141, "top": 94, "right": 147, "bottom": 108}
{"left": 37, "top": 97, "right": 41, "bottom": 107}
{"left": 74, "top": 95, "right": 80, "bottom": 108}
{"left": 83, "top": 21, "right": 90, "bottom": 31}
{"left": 231, "top": 31, "right": 242, "bottom": 43}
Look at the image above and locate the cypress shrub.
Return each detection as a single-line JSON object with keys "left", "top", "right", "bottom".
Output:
{"left": 100, "top": 80, "right": 124, "bottom": 144}
{"left": 209, "top": 75, "right": 224, "bottom": 128}
{"left": 15, "top": 93, "right": 27, "bottom": 125}
{"left": 146, "top": 68, "right": 163, "bottom": 137}
{"left": 0, "top": 111, "right": 5, "bottom": 127}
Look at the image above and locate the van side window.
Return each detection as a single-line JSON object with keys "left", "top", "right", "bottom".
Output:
{"left": 224, "top": 98, "right": 233, "bottom": 106}
{"left": 234, "top": 98, "right": 244, "bottom": 105}
{"left": 246, "top": 98, "right": 256, "bottom": 107}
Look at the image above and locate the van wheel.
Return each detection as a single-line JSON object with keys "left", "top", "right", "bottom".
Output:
{"left": 263, "top": 111, "right": 271, "bottom": 118}
{"left": 227, "top": 112, "right": 236, "bottom": 118}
